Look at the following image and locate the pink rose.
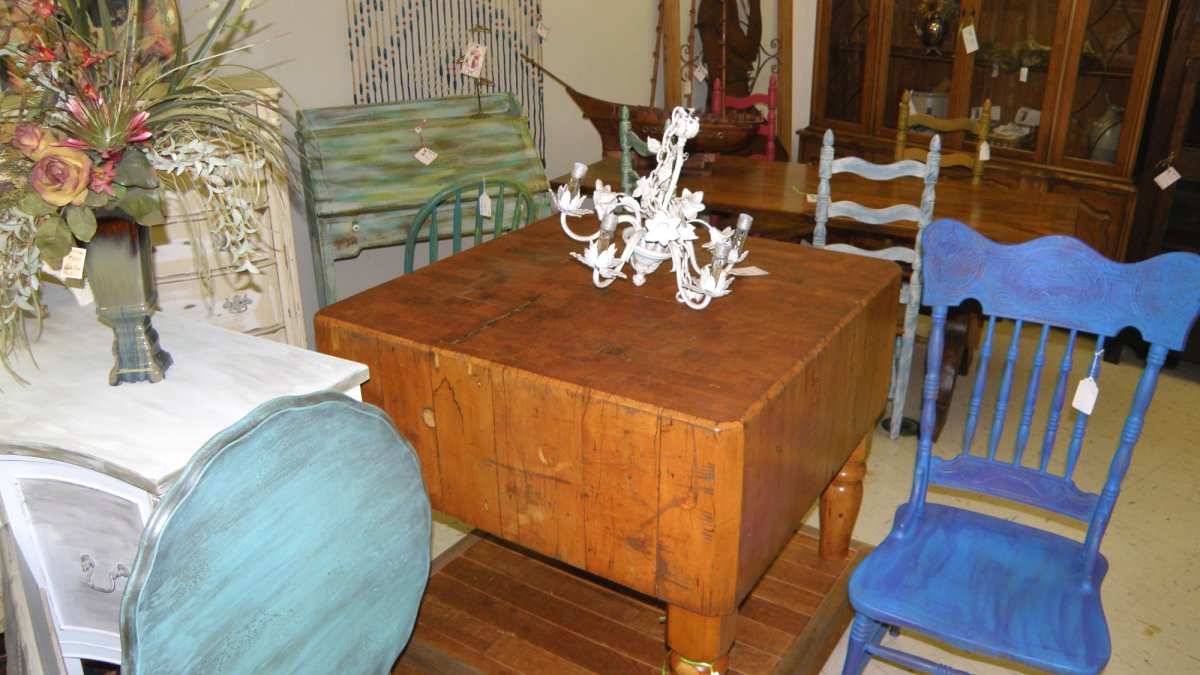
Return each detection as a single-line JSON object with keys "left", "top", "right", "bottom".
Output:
{"left": 30, "top": 147, "right": 93, "bottom": 207}
{"left": 12, "top": 124, "right": 51, "bottom": 160}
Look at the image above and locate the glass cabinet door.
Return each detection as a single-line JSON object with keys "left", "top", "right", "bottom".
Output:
{"left": 1058, "top": 0, "right": 1162, "bottom": 170}
{"left": 880, "top": 0, "right": 960, "bottom": 131}
{"left": 819, "top": 0, "right": 874, "bottom": 126}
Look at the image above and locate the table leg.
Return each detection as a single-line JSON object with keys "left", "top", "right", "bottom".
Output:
{"left": 819, "top": 432, "right": 870, "bottom": 561}
{"left": 665, "top": 605, "right": 736, "bottom": 674}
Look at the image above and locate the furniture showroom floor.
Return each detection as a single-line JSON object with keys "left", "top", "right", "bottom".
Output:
{"left": 428, "top": 318, "right": 1200, "bottom": 674}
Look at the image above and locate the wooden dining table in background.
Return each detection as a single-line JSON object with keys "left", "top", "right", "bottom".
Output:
{"left": 552, "top": 155, "right": 1110, "bottom": 258}
{"left": 316, "top": 217, "right": 901, "bottom": 673}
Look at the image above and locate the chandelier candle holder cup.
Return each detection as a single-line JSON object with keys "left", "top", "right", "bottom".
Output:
{"left": 554, "top": 107, "right": 760, "bottom": 310}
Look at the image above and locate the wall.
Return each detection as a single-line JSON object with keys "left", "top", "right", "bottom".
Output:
{"left": 175, "top": 0, "right": 815, "bottom": 346}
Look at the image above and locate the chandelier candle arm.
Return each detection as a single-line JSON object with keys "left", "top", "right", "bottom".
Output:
{"left": 556, "top": 106, "right": 759, "bottom": 310}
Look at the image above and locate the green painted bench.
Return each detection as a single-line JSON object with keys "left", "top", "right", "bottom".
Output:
{"left": 297, "top": 94, "right": 551, "bottom": 307}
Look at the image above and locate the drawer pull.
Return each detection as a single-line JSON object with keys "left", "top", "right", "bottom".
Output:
{"left": 80, "top": 554, "right": 130, "bottom": 593}
{"left": 223, "top": 294, "right": 254, "bottom": 313}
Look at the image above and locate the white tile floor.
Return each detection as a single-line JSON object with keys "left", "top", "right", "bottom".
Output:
{"left": 428, "top": 321, "right": 1200, "bottom": 674}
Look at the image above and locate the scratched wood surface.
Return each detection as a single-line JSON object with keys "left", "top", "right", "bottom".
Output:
{"left": 552, "top": 156, "right": 1097, "bottom": 256}
{"left": 316, "top": 217, "right": 898, "bottom": 619}
{"left": 390, "top": 531, "right": 866, "bottom": 675}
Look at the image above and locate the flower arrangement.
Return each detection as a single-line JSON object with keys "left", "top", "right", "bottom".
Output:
{"left": 916, "top": 0, "right": 959, "bottom": 21}
{"left": 0, "top": 0, "right": 289, "bottom": 382}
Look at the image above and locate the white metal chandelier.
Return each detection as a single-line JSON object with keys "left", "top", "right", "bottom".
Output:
{"left": 554, "top": 106, "right": 755, "bottom": 310}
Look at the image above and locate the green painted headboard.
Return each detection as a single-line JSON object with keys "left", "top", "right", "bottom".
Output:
{"left": 297, "top": 94, "right": 551, "bottom": 307}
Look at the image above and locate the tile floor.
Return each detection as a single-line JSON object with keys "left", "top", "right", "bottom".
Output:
{"left": 428, "top": 320, "right": 1200, "bottom": 674}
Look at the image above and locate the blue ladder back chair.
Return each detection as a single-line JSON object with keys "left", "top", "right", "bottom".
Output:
{"left": 843, "top": 219, "right": 1200, "bottom": 675}
{"left": 403, "top": 177, "right": 535, "bottom": 273}
{"left": 815, "top": 128, "right": 941, "bottom": 439}
{"left": 120, "top": 392, "right": 432, "bottom": 674}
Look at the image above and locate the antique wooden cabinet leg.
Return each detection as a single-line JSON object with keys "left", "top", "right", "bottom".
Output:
{"left": 819, "top": 432, "right": 870, "bottom": 560}
{"left": 666, "top": 605, "right": 736, "bottom": 674}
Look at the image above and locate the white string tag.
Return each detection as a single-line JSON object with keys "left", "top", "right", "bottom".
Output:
{"left": 1072, "top": 349, "right": 1103, "bottom": 415}
{"left": 908, "top": 98, "right": 918, "bottom": 116}
{"left": 1019, "top": 66, "right": 1029, "bottom": 83}
{"left": 479, "top": 191, "right": 493, "bottom": 218}
{"left": 979, "top": 141, "right": 990, "bottom": 161}
{"left": 415, "top": 146, "right": 438, "bottom": 165}
{"left": 61, "top": 248, "right": 87, "bottom": 280}
{"left": 961, "top": 25, "right": 979, "bottom": 53}
{"left": 1155, "top": 166, "right": 1182, "bottom": 189}
{"left": 694, "top": 63, "right": 708, "bottom": 82}
{"left": 536, "top": 21, "right": 550, "bottom": 39}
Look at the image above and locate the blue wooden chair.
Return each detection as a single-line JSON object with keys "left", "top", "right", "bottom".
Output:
{"left": 403, "top": 177, "right": 535, "bottom": 273}
{"left": 842, "top": 219, "right": 1200, "bottom": 674}
{"left": 815, "top": 128, "right": 941, "bottom": 439}
{"left": 119, "top": 392, "right": 432, "bottom": 674}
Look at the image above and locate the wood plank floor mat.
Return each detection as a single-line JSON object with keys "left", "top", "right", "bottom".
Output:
{"left": 391, "top": 529, "right": 867, "bottom": 674}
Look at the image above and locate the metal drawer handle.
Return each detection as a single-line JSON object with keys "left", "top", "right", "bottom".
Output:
{"left": 80, "top": 554, "right": 130, "bottom": 593}
{"left": 224, "top": 294, "right": 254, "bottom": 313}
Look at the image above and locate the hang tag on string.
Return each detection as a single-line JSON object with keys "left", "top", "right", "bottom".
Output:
{"left": 1155, "top": 166, "right": 1182, "bottom": 190}
{"left": 979, "top": 141, "right": 991, "bottom": 162}
{"left": 1072, "top": 349, "right": 1104, "bottom": 415}
{"left": 60, "top": 248, "right": 87, "bottom": 280}
{"left": 413, "top": 118, "right": 437, "bottom": 165}
{"left": 694, "top": 63, "right": 709, "bottom": 82}
{"left": 536, "top": 21, "right": 550, "bottom": 39}
{"left": 961, "top": 23, "right": 979, "bottom": 54}
{"left": 479, "top": 181, "right": 493, "bottom": 218}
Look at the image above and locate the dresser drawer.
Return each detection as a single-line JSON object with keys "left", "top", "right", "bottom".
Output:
{"left": 155, "top": 261, "right": 288, "bottom": 334}
{"left": 151, "top": 209, "right": 276, "bottom": 281}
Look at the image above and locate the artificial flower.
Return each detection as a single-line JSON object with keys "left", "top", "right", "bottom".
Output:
{"left": 30, "top": 147, "right": 93, "bottom": 207}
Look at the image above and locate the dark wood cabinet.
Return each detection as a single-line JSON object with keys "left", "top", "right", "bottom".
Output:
{"left": 802, "top": 0, "right": 1172, "bottom": 262}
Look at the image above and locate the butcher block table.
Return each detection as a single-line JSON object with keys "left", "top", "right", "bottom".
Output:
{"left": 315, "top": 217, "right": 900, "bottom": 673}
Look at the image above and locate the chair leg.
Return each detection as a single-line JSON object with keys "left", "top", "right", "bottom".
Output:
{"left": 842, "top": 613, "right": 885, "bottom": 675}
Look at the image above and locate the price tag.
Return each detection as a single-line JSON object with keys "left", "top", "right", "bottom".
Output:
{"left": 908, "top": 97, "right": 918, "bottom": 116}
{"left": 991, "top": 63, "right": 999, "bottom": 78}
{"left": 961, "top": 24, "right": 979, "bottom": 54}
{"left": 693, "top": 63, "right": 708, "bottom": 82}
{"left": 1072, "top": 377, "right": 1099, "bottom": 415}
{"left": 479, "top": 192, "right": 493, "bottom": 218}
{"left": 415, "top": 146, "right": 438, "bottom": 165}
{"left": 1155, "top": 166, "right": 1182, "bottom": 189}
{"left": 806, "top": 193, "right": 818, "bottom": 203}
{"left": 536, "top": 20, "right": 550, "bottom": 39}
{"left": 460, "top": 42, "right": 487, "bottom": 78}
{"left": 1019, "top": 66, "right": 1029, "bottom": 83}
{"left": 978, "top": 141, "right": 990, "bottom": 162}
{"left": 60, "top": 247, "right": 87, "bottom": 280}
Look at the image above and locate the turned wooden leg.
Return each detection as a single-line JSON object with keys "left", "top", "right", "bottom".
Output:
{"left": 819, "top": 432, "right": 869, "bottom": 561}
{"left": 665, "top": 605, "right": 736, "bottom": 675}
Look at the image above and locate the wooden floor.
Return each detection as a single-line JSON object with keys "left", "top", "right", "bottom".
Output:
{"left": 391, "top": 529, "right": 867, "bottom": 674}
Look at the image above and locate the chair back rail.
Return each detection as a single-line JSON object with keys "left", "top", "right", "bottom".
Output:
{"left": 711, "top": 73, "right": 778, "bottom": 161}
{"left": 895, "top": 90, "right": 991, "bottom": 185}
{"left": 403, "top": 178, "right": 536, "bottom": 273}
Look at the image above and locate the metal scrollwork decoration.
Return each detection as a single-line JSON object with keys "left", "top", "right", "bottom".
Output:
{"left": 80, "top": 554, "right": 130, "bottom": 593}
{"left": 554, "top": 106, "right": 754, "bottom": 311}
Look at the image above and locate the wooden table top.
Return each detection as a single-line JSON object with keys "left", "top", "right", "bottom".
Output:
{"left": 316, "top": 217, "right": 900, "bottom": 425}
{"left": 552, "top": 155, "right": 1083, "bottom": 245}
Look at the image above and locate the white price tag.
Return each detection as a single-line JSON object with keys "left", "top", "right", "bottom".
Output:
{"left": 1155, "top": 166, "right": 1182, "bottom": 189}
{"left": 978, "top": 141, "right": 990, "bottom": 162}
{"left": 908, "top": 98, "right": 918, "bottom": 116}
{"left": 1072, "top": 377, "right": 1099, "bottom": 415}
{"left": 806, "top": 193, "right": 818, "bottom": 203}
{"left": 693, "top": 63, "right": 708, "bottom": 82}
{"left": 415, "top": 146, "right": 438, "bottom": 165}
{"left": 961, "top": 25, "right": 979, "bottom": 54}
{"left": 61, "top": 247, "right": 87, "bottom": 280}
{"left": 536, "top": 20, "right": 550, "bottom": 39}
{"left": 1019, "top": 66, "right": 1029, "bottom": 83}
{"left": 479, "top": 192, "right": 493, "bottom": 218}
{"left": 728, "top": 265, "right": 769, "bottom": 277}
{"left": 991, "top": 63, "right": 1000, "bottom": 78}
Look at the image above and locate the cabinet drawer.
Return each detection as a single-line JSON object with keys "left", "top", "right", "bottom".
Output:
{"left": 155, "top": 261, "right": 287, "bottom": 334}
{"left": 151, "top": 210, "right": 277, "bottom": 281}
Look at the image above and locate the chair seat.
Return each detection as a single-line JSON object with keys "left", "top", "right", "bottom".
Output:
{"left": 849, "top": 502, "right": 1111, "bottom": 675}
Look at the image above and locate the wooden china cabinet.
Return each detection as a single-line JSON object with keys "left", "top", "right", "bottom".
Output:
{"left": 800, "top": 0, "right": 1171, "bottom": 261}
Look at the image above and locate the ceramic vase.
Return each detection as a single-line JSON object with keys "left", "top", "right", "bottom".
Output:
{"left": 1089, "top": 104, "right": 1124, "bottom": 164}
{"left": 85, "top": 212, "right": 172, "bottom": 385}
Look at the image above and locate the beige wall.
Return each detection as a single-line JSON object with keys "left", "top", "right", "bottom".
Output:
{"left": 176, "top": 0, "right": 816, "bottom": 345}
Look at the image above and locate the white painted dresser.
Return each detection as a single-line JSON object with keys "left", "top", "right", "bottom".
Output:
{"left": 0, "top": 285, "right": 368, "bottom": 674}
{"left": 149, "top": 81, "right": 306, "bottom": 347}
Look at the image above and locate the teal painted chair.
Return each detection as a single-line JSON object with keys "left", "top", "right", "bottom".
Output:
{"left": 119, "top": 392, "right": 431, "bottom": 674}
{"left": 618, "top": 105, "right": 653, "bottom": 195}
{"left": 815, "top": 128, "right": 941, "bottom": 439}
{"left": 403, "top": 177, "right": 535, "bottom": 273}
{"left": 842, "top": 219, "right": 1200, "bottom": 674}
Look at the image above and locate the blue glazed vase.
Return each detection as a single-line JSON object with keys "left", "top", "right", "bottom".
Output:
{"left": 84, "top": 212, "right": 172, "bottom": 385}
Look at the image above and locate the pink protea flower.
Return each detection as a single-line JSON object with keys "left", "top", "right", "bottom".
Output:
{"left": 90, "top": 160, "right": 118, "bottom": 197}
{"left": 125, "top": 111, "right": 152, "bottom": 143}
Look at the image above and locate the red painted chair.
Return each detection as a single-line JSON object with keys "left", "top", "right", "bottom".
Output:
{"left": 710, "top": 73, "right": 777, "bottom": 161}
